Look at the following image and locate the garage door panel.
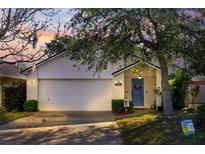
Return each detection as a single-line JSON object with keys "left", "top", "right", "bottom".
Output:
{"left": 39, "top": 102, "right": 111, "bottom": 111}
{"left": 38, "top": 79, "right": 113, "bottom": 111}
{"left": 39, "top": 97, "right": 112, "bottom": 104}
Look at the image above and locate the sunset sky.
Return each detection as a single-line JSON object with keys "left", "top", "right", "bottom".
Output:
{"left": 0, "top": 9, "right": 73, "bottom": 63}
{"left": 38, "top": 9, "right": 72, "bottom": 44}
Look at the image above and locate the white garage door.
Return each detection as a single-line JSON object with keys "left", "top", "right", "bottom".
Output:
{"left": 38, "top": 79, "right": 113, "bottom": 111}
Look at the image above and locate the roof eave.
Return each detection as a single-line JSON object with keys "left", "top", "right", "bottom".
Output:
{"left": 21, "top": 52, "right": 65, "bottom": 74}
{"left": 112, "top": 61, "right": 161, "bottom": 76}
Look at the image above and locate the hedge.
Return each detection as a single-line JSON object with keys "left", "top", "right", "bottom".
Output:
{"left": 111, "top": 99, "right": 134, "bottom": 113}
{"left": 3, "top": 84, "right": 26, "bottom": 112}
{"left": 23, "top": 100, "right": 38, "bottom": 112}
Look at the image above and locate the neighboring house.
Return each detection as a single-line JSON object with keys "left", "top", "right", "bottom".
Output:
{"left": 22, "top": 53, "right": 164, "bottom": 111}
{"left": 0, "top": 63, "right": 26, "bottom": 107}
{"left": 189, "top": 80, "right": 205, "bottom": 104}
{"left": 174, "top": 58, "right": 205, "bottom": 105}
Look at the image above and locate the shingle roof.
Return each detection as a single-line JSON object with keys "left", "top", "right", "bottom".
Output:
{"left": 0, "top": 63, "right": 26, "bottom": 79}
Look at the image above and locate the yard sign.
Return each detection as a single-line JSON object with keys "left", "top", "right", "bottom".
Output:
{"left": 124, "top": 99, "right": 129, "bottom": 107}
{"left": 181, "top": 119, "right": 195, "bottom": 136}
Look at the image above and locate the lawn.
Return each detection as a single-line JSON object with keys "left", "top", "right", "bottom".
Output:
{"left": 116, "top": 111, "right": 205, "bottom": 145}
{"left": 0, "top": 109, "right": 32, "bottom": 125}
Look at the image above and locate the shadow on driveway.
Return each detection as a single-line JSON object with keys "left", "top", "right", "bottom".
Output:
{"left": 0, "top": 111, "right": 115, "bottom": 130}
{"left": 0, "top": 122, "right": 122, "bottom": 145}
{"left": 0, "top": 111, "right": 123, "bottom": 145}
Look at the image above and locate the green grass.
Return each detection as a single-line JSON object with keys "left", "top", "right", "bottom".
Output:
{"left": 0, "top": 109, "right": 32, "bottom": 125}
{"left": 116, "top": 111, "right": 205, "bottom": 145}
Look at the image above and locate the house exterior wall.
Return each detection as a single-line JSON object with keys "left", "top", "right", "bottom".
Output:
{"left": 25, "top": 54, "right": 162, "bottom": 111}
{"left": 187, "top": 84, "right": 205, "bottom": 104}
{"left": 195, "top": 85, "right": 205, "bottom": 103}
{"left": 37, "top": 55, "right": 115, "bottom": 79}
{"left": 25, "top": 55, "right": 118, "bottom": 111}
{"left": 123, "top": 65, "right": 156, "bottom": 108}
{"left": 112, "top": 72, "right": 125, "bottom": 99}
{"left": 26, "top": 70, "right": 38, "bottom": 100}
{"left": 186, "top": 82, "right": 205, "bottom": 106}
{"left": 26, "top": 55, "right": 117, "bottom": 100}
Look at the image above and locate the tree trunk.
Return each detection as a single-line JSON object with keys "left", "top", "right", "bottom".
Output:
{"left": 158, "top": 54, "right": 174, "bottom": 116}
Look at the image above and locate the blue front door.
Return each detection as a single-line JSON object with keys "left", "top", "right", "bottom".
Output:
{"left": 132, "top": 78, "right": 144, "bottom": 106}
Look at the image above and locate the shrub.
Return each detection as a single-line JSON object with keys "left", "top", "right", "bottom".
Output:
{"left": 193, "top": 104, "right": 205, "bottom": 127}
{"left": 23, "top": 100, "right": 38, "bottom": 112}
{"left": 0, "top": 107, "right": 6, "bottom": 112}
{"left": 169, "top": 69, "right": 192, "bottom": 110}
{"left": 182, "top": 107, "right": 195, "bottom": 114}
{"left": 189, "top": 85, "right": 200, "bottom": 104}
{"left": 3, "top": 84, "right": 26, "bottom": 112}
{"left": 111, "top": 99, "right": 134, "bottom": 114}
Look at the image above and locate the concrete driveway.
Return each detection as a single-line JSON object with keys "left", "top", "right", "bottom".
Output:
{"left": 0, "top": 111, "right": 123, "bottom": 145}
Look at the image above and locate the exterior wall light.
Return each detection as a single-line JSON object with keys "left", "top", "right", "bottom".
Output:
{"left": 30, "top": 80, "right": 35, "bottom": 85}
{"left": 115, "top": 80, "right": 122, "bottom": 86}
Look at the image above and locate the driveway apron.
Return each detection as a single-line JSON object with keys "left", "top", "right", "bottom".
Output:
{"left": 0, "top": 111, "right": 123, "bottom": 145}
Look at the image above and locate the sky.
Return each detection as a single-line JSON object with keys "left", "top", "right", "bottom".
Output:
{"left": 38, "top": 9, "right": 72, "bottom": 44}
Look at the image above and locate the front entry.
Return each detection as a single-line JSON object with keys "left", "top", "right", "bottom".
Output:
{"left": 132, "top": 78, "right": 144, "bottom": 106}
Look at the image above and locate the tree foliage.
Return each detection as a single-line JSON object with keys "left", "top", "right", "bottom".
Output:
{"left": 176, "top": 9, "right": 205, "bottom": 75}
{"left": 0, "top": 8, "right": 58, "bottom": 64}
{"left": 45, "top": 35, "right": 69, "bottom": 57}
{"left": 48, "top": 9, "right": 183, "bottom": 69}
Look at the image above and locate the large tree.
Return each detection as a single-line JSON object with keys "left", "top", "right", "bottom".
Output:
{"left": 46, "top": 9, "right": 201, "bottom": 116}
{"left": 0, "top": 8, "right": 58, "bottom": 64}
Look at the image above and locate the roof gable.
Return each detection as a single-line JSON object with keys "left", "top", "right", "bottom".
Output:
{"left": 21, "top": 52, "right": 65, "bottom": 73}
{"left": 112, "top": 61, "right": 160, "bottom": 76}
{"left": 26, "top": 54, "right": 117, "bottom": 79}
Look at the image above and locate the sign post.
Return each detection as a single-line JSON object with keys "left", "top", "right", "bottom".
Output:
{"left": 124, "top": 99, "right": 129, "bottom": 114}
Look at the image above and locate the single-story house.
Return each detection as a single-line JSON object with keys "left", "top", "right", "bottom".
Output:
{"left": 22, "top": 53, "right": 164, "bottom": 111}
{"left": 0, "top": 63, "right": 26, "bottom": 106}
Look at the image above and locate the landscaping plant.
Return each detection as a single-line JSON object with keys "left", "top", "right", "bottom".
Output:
{"left": 193, "top": 104, "right": 205, "bottom": 127}
{"left": 112, "top": 99, "right": 134, "bottom": 115}
{"left": 169, "top": 69, "right": 192, "bottom": 109}
{"left": 3, "top": 84, "right": 26, "bottom": 112}
{"left": 190, "top": 85, "right": 200, "bottom": 104}
{"left": 23, "top": 100, "right": 38, "bottom": 112}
